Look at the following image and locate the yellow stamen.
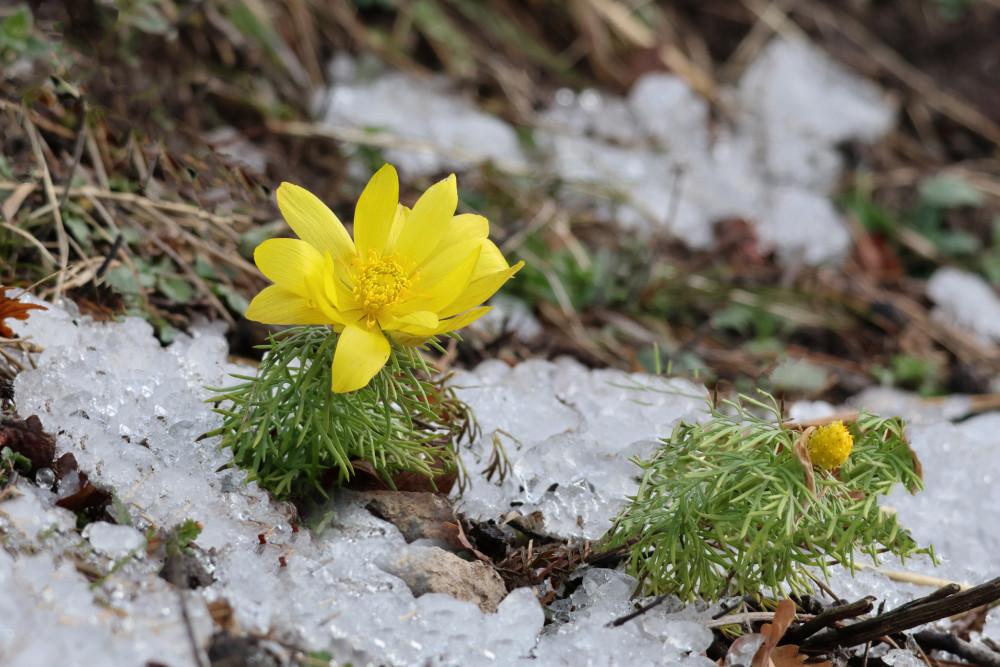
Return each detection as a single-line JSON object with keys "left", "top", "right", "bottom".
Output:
{"left": 807, "top": 420, "right": 854, "bottom": 470}
{"left": 352, "top": 250, "right": 412, "bottom": 323}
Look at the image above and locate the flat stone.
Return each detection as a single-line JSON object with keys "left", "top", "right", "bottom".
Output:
{"left": 363, "top": 490, "right": 456, "bottom": 544}
{"left": 385, "top": 546, "right": 507, "bottom": 613}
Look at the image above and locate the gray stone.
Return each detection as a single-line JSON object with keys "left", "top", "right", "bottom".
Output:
{"left": 385, "top": 546, "right": 507, "bottom": 613}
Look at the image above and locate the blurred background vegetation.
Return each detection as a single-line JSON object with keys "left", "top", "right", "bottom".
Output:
{"left": 2, "top": 0, "right": 1000, "bottom": 406}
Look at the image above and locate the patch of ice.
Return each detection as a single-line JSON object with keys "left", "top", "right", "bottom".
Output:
{"left": 926, "top": 266, "right": 1000, "bottom": 345}
{"left": 314, "top": 56, "right": 527, "bottom": 177}
{"left": 82, "top": 521, "right": 146, "bottom": 559}
{"left": 540, "top": 87, "right": 640, "bottom": 146}
{"left": 737, "top": 38, "right": 894, "bottom": 191}
{"left": 982, "top": 606, "right": 1000, "bottom": 644}
{"left": 880, "top": 413, "right": 1000, "bottom": 584}
{"left": 534, "top": 38, "right": 891, "bottom": 264}
{"left": 315, "top": 38, "right": 893, "bottom": 266}
{"left": 849, "top": 386, "right": 973, "bottom": 424}
{"left": 4, "top": 296, "right": 998, "bottom": 664}
{"left": 627, "top": 72, "right": 711, "bottom": 156}
{"left": 755, "top": 187, "right": 851, "bottom": 266}
{"left": 537, "top": 569, "right": 716, "bottom": 666}
{"left": 882, "top": 648, "right": 927, "bottom": 667}
{"left": 451, "top": 357, "right": 708, "bottom": 537}
{"left": 787, "top": 400, "right": 839, "bottom": 421}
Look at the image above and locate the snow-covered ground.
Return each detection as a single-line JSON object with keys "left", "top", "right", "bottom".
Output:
{"left": 2, "top": 293, "right": 999, "bottom": 666}
{"left": 315, "top": 38, "right": 893, "bottom": 266}
{"left": 4, "top": 35, "right": 1000, "bottom": 666}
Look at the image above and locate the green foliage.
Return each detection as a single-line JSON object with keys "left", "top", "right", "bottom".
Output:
{"left": 509, "top": 234, "right": 647, "bottom": 313}
{"left": 105, "top": 256, "right": 192, "bottom": 304}
{"left": 165, "top": 518, "right": 203, "bottom": 556}
{"left": 766, "top": 358, "right": 830, "bottom": 395}
{"left": 979, "top": 217, "right": 1000, "bottom": 286}
{"left": 300, "top": 650, "right": 335, "bottom": 667}
{"left": 115, "top": 0, "right": 172, "bottom": 35}
{"left": 410, "top": 0, "right": 477, "bottom": 79}
{"left": 931, "top": 0, "right": 981, "bottom": 21}
{"left": 841, "top": 173, "right": 992, "bottom": 280}
{"left": 605, "top": 391, "right": 934, "bottom": 601}
{"left": 872, "top": 354, "right": 945, "bottom": 397}
{"left": 206, "top": 326, "right": 472, "bottom": 499}
{"left": 0, "top": 5, "right": 51, "bottom": 64}
{"left": 0, "top": 446, "right": 32, "bottom": 486}
{"left": 713, "top": 303, "right": 797, "bottom": 346}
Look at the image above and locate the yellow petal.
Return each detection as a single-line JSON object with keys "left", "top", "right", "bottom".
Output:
{"left": 387, "top": 310, "right": 439, "bottom": 331}
{"left": 277, "top": 183, "right": 355, "bottom": 260}
{"left": 415, "top": 306, "right": 491, "bottom": 337}
{"left": 416, "top": 226, "right": 504, "bottom": 286}
{"left": 473, "top": 240, "right": 510, "bottom": 278}
{"left": 330, "top": 324, "right": 391, "bottom": 393}
{"left": 420, "top": 214, "right": 489, "bottom": 264}
{"left": 389, "top": 331, "right": 430, "bottom": 347}
{"left": 306, "top": 274, "right": 348, "bottom": 327}
{"left": 245, "top": 285, "right": 335, "bottom": 325}
{"left": 322, "top": 252, "right": 356, "bottom": 311}
{"left": 449, "top": 214, "right": 489, "bottom": 240}
{"left": 415, "top": 238, "right": 480, "bottom": 287}
{"left": 392, "top": 306, "right": 490, "bottom": 339}
{"left": 436, "top": 305, "right": 491, "bottom": 333}
{"left": 391, "top": 174, "right": 457, "bottom": 267}
{"left": 354, "top": 164, "right": 399, "bottom": 257}
{"left": 418, "top": 246, "right": 481, "bottom": 312}
{"left": 254, "top": 238, "right": 324, "bottom": 297}
{"left": 439, "top": 261, "right": 524, "bottom": 318}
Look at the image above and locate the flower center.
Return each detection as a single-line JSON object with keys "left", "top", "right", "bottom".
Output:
{"left": 352, "top": 250, "right": 412, "bottom": 322}
{"left": 807, "top": 420, "right": 854, "bottom": 470}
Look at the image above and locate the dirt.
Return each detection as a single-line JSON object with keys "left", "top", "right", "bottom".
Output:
{"left": 4, "top": 0, "right": 1000, "bottom": 406}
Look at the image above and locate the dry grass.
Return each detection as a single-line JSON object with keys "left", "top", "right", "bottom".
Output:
{"left": 2, "top": 0, "right": 1000, "bottom": 404}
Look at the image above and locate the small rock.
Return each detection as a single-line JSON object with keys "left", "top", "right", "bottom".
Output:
{"left": 0, "top": 413, "right": 55, "bottom": 472}
{"left": 161, "top": 550, "right": 215, "bottom": 590}
{"left": 364, "top": 490, "right": 456, "bottom": 543}
{"left": 385, "top": 546, "right": 507, "bottom": 613}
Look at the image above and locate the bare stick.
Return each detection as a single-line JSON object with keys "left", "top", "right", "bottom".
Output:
{"left": 802, "top": 577, "right": 1000, "bottom": 651}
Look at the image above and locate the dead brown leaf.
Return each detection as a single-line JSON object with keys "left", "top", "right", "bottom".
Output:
{"left": 770, "top": 644, "right": 830, "bottom": 667}
{"left": 791, "top": 428, "right": 817, "bottom": 495}
{"left": 752, "top": 600, "right": 831, "bottom": 667}
{"left": 0, "top": 287, "right": 47, "bottom": 338}
{"left": 752, "top": 599, "right": 796, "bottom": 667}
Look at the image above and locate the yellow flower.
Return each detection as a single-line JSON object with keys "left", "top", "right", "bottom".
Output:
{"left": 807, "top": 420, "right": 854, "bottom": 470}
{"left": 246, "top": 164, "right": 524, "bottom": 393}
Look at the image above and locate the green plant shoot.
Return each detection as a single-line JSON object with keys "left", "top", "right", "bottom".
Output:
{"left": 605, "top": 390, "right": 934, "bottom": 601}
{"left": 205, "top": 326, "right": 473, "bottom": 499}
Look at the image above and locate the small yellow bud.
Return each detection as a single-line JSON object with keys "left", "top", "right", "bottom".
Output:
{"left": 808, "top": 420, "right": 854, "bottom": 470}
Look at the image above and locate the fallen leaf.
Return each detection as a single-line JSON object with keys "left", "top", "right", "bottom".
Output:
{"left": 0, "top": 413, "right": 56, "bottom": 472}
{"left": 770, "top": 644, "right": 830, "bottom": 667}
{"left": 0, "top": 287, "right": 47, "bottom": 338}
{"left": 792, "top": 428, "right": 817, "bottom": 495}
{"left": 752, "top": 599, "right": 797, "bottom": 667}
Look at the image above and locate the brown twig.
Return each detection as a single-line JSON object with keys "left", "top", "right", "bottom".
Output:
{"left": 801, "top": 577, "right": 1000, "bottom": 651}
{"left": 783, "top": 596, "right": 876, "bottom": 644}
{"left": 795, "top": 0, "right": 1000, "bottom": 147}
{"left": 22, "top": 110, "right": 68, "bottom": 295}
{"left": 914, "top": 630, "right": 1000, "bottom": 667}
